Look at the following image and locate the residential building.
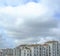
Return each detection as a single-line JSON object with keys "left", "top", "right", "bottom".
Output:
{"left": 21, "top": 47, "right": 31, "bottom": 56}
{"left": 13, "top": 44, "right": 48, "bottom": 56}
{"left": 45, "top": 41, "right": 60, "bottom": 56}
{"left": 13, "top": 46, "right": 21, "bottom": 56}
{"left": 2, "top": 48, "right": 13, "bottom": 56}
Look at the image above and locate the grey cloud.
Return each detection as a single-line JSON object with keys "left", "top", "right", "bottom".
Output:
{"left": 0, "top": 1, "right": 60, "bottom": 47}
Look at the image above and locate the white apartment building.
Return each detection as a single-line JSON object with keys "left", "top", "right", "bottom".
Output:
{"left": 45, "top": 41, "right": 60, "bottom": 56}
{"left": 21, "top": 47, "right": 31, "bottom": 56}
{"left": 13, "top": 44, "right": 49, "bottom": 56}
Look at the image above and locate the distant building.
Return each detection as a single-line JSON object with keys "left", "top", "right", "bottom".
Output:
{"left": 2, "top": 48, "right": 13, "bottom": 56}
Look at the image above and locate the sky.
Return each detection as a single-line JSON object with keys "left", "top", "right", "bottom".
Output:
{"left": 0, "top": 0, "right": 60, "bottom": 48}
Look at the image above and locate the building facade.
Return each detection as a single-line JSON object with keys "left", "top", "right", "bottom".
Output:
{"left": 45, "top": 41, "right": 60, "bottom": 56}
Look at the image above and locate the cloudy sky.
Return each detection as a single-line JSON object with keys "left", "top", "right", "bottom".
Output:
{"left": 0, "top": 0, "right": 60, "bottom": 48}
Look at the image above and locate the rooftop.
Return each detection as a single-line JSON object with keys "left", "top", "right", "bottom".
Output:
{"left": 45, "top": 40, "right": 58, "bottom": 43}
